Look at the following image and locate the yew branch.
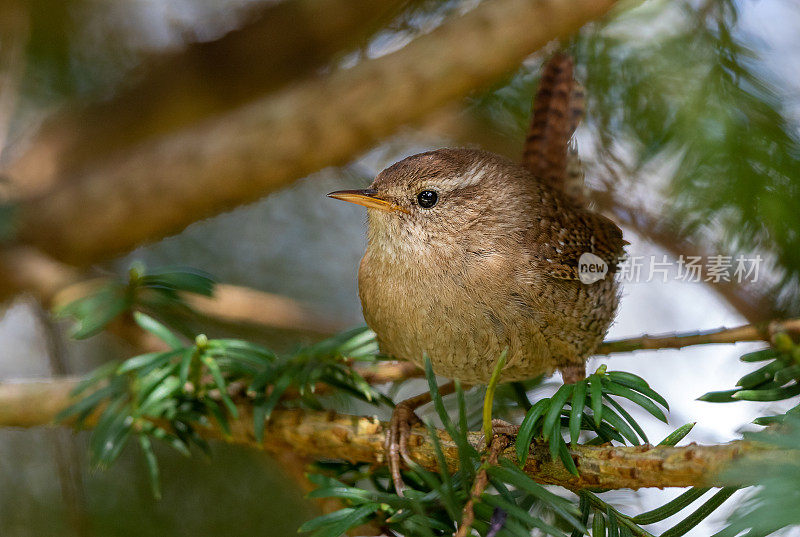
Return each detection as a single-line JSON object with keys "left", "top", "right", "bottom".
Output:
{"left": 0, "top": 377, "right": 782, "bottom": 491}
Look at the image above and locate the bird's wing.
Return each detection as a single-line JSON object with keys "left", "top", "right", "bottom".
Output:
{"left": 527, "top": 208, "right": 626, "bottom": 281}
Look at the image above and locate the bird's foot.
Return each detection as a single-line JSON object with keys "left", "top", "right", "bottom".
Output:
{"left": 490, "top": 418, "right": 520, "bottom": 437}
{"left": 484, "top": 419, "right": 519, "bottom": 450}
{"left": 384, "top": 399, "right": 422, "bottom": 494}
{"left": 384, "top": 382, "right": 457, "bottom": 493}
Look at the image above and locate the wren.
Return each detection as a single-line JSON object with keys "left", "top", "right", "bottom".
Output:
{"left": 327, "top": 53, "right": 625, "bottom": 490}
{"left": 329, "top": 147, "right": 624, "bottom": 384}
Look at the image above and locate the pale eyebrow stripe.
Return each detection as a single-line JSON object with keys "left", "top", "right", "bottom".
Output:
{"left": 454, "top": 164, "right": 486, "bottom": 188}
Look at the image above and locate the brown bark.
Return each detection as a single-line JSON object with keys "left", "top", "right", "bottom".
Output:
{"left": 15, "top": 0, "right": 618, "bottom": 266}
{"left": 254, "top": 409, "right": 769, "bottom": 491}
{"left": 6, "top": 0, "right": 411, "bottom": 196}
{"left": 0, "top": 377, "right": 781, "bottom": 491}
{"left": 184, "top": 284, "right": 346, "bottom": 334}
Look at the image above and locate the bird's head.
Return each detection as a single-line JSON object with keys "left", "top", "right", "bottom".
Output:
{"left": 328, "top": 148, "right": 533, "bottom": 256}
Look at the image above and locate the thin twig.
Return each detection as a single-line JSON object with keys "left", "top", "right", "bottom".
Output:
{"left": 592, "top": 187, "right": 781, "bottom": 324}
{"left": 34, "top": 304, "right": 92, "bottom": 537}
{"left": 596, "top": 318, "right": 800, "bottom": 355}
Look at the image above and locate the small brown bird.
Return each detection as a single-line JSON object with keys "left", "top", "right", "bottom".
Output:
{"left": 330, "top": 148, "right": 623, "bottom": 383}
{"left": 328, "top": 53, "right": 625, "bottom": 490}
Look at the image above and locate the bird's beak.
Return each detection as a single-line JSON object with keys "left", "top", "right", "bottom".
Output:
{"left": 327, "top": 189, "right": 407, "bottom": 213}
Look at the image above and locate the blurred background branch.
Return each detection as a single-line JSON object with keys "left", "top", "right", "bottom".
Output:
{"left": 0, "top": 0, "right": 28, "bottom": 162}
{"left": 4, "top": 0, "right": 413, "bottom": 197}
{"left": 9, "top": 0, "right": 617, "bottom": 265}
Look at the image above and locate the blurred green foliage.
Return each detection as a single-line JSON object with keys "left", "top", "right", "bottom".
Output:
{"left": 715, "top": 416, "right": 800, "bottom": 537}
{"left": 700, "top": 331, "right": 800, "bottom": 408}
{"left": 580, "top": 0, "right": 800, "bottom": 310}
{"left": 56, "top": 264, "right": 214, "bottom": 339}
{"left": 0, "top": 431, "right": 314, "bottom": 537}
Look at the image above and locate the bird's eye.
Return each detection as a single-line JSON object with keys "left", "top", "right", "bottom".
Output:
{"left": 416, "top": 190, "right": 438, "bottom": 209}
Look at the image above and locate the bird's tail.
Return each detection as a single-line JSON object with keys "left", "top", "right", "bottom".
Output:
{"left": 522, "top": 52, "right": 586, "bottom": 206}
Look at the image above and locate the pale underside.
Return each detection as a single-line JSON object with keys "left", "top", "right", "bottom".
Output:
{"left": 359, "top": 241, "right": 619, "bottom": 384}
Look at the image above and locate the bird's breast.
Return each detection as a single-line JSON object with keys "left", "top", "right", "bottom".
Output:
{"left": 357, "top": 243, "right": 565, "bottom": 383}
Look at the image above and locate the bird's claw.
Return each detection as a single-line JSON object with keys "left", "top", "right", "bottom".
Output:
{"left": 385, "top": 400, "right": 421, "bottom": 494}
{"left": 490, "top": 418, "right": 520, "bottom": 437}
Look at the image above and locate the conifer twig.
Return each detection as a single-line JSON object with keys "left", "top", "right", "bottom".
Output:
{"left": 596, "top": 318, "right": 800, "bottom": 355}
{"left": 335, "top": 318, "right": 800, "bottom": 388}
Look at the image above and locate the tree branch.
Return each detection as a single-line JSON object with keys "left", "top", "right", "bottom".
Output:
{"left": 0, "top": 246, "right": 345, "bottom": 342}
{"left": 356, "top": 318, "right": 800, "bottom": 387}
{"left": 6, "top": 0, "right": 411, "bottom": 197}
{"left": 0, "top": 246, "right": 81, "bottom": 305}
{"left": 596, "top": 318, "right": 800, "bottom": 355}
{"left": 51, "top": 278, "right": 347, "bottom": 337}
{"left": 0, "top": 0, "right": 28, "bottom": 162}
{"left": 0, "top": 377, "right": 782, "bottom": 491}
{"left": 14, "top": 0, "right": 618, "bottom": 266}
